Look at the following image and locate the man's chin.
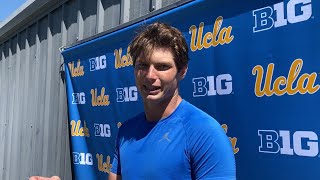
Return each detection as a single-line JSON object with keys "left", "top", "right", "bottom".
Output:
{"left": 143, "top": 95, "right": 162, "bottom": 103}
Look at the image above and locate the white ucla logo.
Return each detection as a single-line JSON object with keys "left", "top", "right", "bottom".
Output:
{"left": 192, "top": 74, "right": 232, "bottom": 97}
{"left": 89, "top": 55, "right": 107, "bottom": 71}
{"left": 253, "top": 0, "right": 312, "bottom": 33}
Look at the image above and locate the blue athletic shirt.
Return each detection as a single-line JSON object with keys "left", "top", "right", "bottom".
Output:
{"left": 111, "top": 99, "right": 236, "bottom": 179}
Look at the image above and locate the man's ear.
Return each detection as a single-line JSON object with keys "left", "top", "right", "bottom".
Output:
{"left": 178, "top": 65, "right": 188, "bottom": 80}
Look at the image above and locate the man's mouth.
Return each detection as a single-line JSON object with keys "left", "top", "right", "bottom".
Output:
{"left": 143, "top": 85, "right": 161, "bottom": 94}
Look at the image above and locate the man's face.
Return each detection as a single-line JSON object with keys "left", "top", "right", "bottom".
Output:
{"left": 134, "top": 48, "right": 186, "bottom": 105}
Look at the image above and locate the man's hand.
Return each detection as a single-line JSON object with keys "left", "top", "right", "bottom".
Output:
{"left": 29, "top": 176, "right": 61, "bottom": 180}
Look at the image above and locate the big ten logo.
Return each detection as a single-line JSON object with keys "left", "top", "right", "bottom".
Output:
{"left": 252, "top": 59, "right": 319, "bottom": 97}
{"left": 89, "top": 55, "right": 107, "bottom": 71}
{"left": 258, "top": 130, "right": 319, "bottom": 157}
{"left": 221, "top": 124, "right": 239, "bottom": 154}
{"left": 91, "top": 87, "right": 110, "bottom": 106}
{"left": 253, "top": 0, "right": 312, "bottom": 33}
{"left": 72, "top": 92, "right": 86, "bottom": 104}
{"left": 73, "top": 152, "right": 93, "bottom": 165}
{"left": 116, "top": 86, "right": 138, "bottom": 102}
{"left": 94, "top": 124, "right": 111, "bottom": 137}
{"left": 114, "top": 47, "right": 133, "bottom": 69}
{"left": 96, "top": 154, "right": 112, "bottom": 173}
{"left": 189, "top": 16, "right": 234, "bottom": 52}
{"left": 68, "top": 59, "right": 84, "bottom": 77}
{"left": 192, "top": 74, "right": 233, "bottom": 97}
{"left": 70, "top": 120, "right": 90, "bottom": 137}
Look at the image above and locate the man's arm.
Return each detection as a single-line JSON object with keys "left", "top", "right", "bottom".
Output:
{"left": 188, "top": 117, "right": 236, "bottom": 179}
{"left": 108, "top": 172, "right": 121, "bottom": 180}
{"left": 29, "top": 176, "right": 60, "bottom": 180}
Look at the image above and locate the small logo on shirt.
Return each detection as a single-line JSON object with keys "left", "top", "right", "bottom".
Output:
{"left": 159, "top": 131, "right": 171, "bottom": 142}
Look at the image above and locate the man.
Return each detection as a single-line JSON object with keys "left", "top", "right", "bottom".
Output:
{"left": 30, "top": 22, "right": 236, "bottom": 180}
{"left": 29, "top": 176, "right": 60, "bottom": 180}
{"left": 108, "top": 22, "right": 235, "bottom": 179}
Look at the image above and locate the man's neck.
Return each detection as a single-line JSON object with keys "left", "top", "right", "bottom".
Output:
{"left": 144, "top": 94, "right": 182, "bottom": 122}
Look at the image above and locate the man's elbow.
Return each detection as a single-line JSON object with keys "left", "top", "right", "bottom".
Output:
{"left": 108, "top": 172, "right": 121, "bottom": 180}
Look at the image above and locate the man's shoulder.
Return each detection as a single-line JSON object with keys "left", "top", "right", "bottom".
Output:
{"left": 119, "top": 112, "right": 145, "bottom": 129}
{"left": 180, "top": 100, "right": 214, "bottom": 122}
{"left": 179, "top": 100, "right": 221, "bottom": 130}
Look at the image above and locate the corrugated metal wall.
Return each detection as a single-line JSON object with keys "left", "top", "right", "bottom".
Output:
{"left": 0, "top": 0, "right": 182, "bottom": 179}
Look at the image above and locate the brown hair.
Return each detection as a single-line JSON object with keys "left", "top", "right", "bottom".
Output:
{"left": 129, "top": 22, "right": 189, "bottom": 71}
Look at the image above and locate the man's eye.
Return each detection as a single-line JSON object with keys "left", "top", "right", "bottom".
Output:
{"left": 136, "top": 63, "right": 147, "bottom": 69}
{"left": 157, "top": 65, "right": 170, "bottom": 71}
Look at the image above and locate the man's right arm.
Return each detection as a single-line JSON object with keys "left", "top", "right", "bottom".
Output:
{"left": 108, "top": 172, "right": 121, "bottom": 180}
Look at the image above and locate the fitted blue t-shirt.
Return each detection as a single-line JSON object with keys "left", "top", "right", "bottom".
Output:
{"left": 111, "top": 100, "right": 236, "bottom": 179}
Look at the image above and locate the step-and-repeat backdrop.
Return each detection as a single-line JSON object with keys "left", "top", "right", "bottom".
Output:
{"left": 61, "top": 0, "right": 320, "bottom": 179}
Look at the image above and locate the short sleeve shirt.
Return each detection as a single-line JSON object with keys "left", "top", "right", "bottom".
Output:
{"left": 111, "top": 100, "right": 236, "bottom": 179}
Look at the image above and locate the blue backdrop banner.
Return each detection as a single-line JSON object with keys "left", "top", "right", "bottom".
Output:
{"left": 61, "top": 0, "right": 320, "bottom": 179}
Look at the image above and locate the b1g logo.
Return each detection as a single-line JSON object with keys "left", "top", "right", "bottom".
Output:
{"left": 253, "top": 0, "right": 312, "bottom": 33}
{"left": 192, "top": 74, "right": 232, "bottom": 97}
{"left": 94, "top": 123, "right": 111, "bottom": 137}
{"left": 89, "top": 55, "right": 107, "bottom": 71}
{"left": 258, "top": 130, "right": 319, "bottom": 157}
{"left": 116, "top": 86, "right": 138, "bottom": 102}
{"left": 73, "top": 152, "right": 93, "bottom": 165}
{"left": 72, "top": 92, "right": 85, "bottom": 104}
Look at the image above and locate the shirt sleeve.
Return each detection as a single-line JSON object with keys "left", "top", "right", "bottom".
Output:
{"left": 187, "top": 119, "right": 236, "bottom": 179}
{"left": 110, "top": 131, "right": 121, "bottom": 175}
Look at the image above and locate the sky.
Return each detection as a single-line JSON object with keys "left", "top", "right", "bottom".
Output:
{"left": 0, "top": 0, "right": 28, "bottom": 22}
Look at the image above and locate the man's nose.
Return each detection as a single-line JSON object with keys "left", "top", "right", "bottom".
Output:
{"left": 146, "top": 66, "right": 157, "bottom": 79}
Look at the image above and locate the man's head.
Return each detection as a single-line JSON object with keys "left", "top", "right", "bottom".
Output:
{"left": 129, "top": 22, "right": 189, "bottom": 72}
{"left": 130, "top": 22, "right": 189, "bottom": 106}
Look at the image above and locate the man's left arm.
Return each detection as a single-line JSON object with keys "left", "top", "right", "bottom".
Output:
{"left": 188, "top": 123, "right": 236, "bottom": 179}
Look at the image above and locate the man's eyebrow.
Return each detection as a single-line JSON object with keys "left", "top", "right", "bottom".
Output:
{"left": 154, "top": 62, "right": 171, "bottom": 65}
{"left": 136, "top": 59, "right": 149, "bottom": 63}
